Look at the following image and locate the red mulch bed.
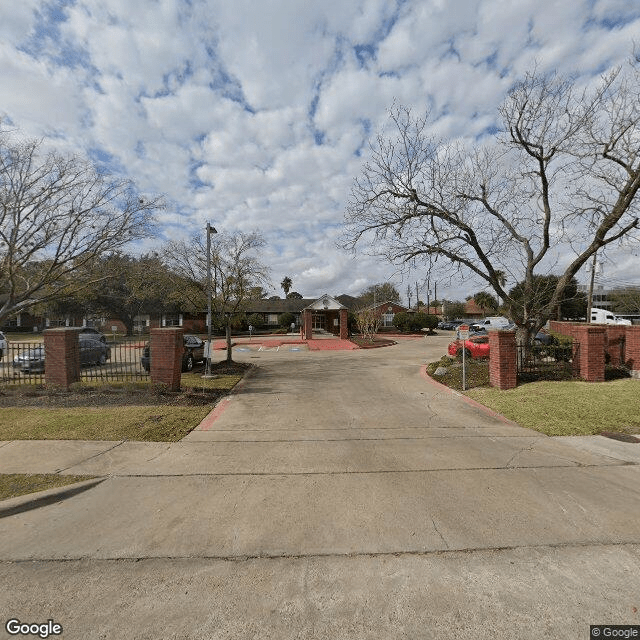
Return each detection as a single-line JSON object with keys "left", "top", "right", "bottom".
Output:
{"left": 350, "top": 337, "right": 397, "bottom": 349}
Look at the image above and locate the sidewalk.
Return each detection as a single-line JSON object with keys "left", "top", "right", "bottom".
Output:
{"left": 1, "top": 339, "right": 639, "bottom": 639}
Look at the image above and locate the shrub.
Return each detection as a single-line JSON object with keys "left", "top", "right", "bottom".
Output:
{"left": 393, "top": 312, "right": 439, "bottom": 332}
{"left": 279, "top": 312, "right": 296, "bottom": 328}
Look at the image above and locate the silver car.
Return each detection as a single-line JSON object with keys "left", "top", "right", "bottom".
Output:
{"left": 12, "top": 337, "right": 111, "bottom": 373}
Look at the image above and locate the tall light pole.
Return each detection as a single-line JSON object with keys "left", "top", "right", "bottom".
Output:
{"left": 206, "top": 222, "right": 218, "bottom": 375}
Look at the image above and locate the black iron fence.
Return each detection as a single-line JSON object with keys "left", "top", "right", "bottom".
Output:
{"left": 80, "top": 338, "right": 149, "bottom": 382}
{"left": 1, "top": 341, "right": 46, "bottom": 385}
{"left": 0, "top": 338, "right": 149, "bottom": 386}
{"left": 517, "top": 342, "right": 580, "bottom": 382}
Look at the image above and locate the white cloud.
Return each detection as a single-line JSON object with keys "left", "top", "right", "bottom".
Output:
{"left": 1, "top": 0, "right": 639, "bottom": 303}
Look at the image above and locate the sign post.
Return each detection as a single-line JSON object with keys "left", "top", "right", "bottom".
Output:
{"left": 458, "top": 324, "right": 470, "bottom": 391}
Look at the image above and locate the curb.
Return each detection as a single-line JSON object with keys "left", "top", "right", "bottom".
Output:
{"left": 0, "top": 477, "right": 106, "bottom": 519}
{"left": 419, "top": 365, "right": 522, "bottom": 428}
{"left": 194, "top": 365, "right": 256, "bottom": 432}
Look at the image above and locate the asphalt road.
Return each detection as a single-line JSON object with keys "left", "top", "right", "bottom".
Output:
{"left": 0, "top": 335, "right": 639, "bottom": 639}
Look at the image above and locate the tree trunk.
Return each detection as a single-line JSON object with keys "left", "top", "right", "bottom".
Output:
{"left": 226, "top": 321, "right": 232, "bottom": 363}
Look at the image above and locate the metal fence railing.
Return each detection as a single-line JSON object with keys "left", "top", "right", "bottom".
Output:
{"left": 80, "top": 338, "right": 149, "bottom": 383}
{"left": 1, "top": 341, "right": 46, "bottom": 385}
{"left": 517, "top": 342, "right": 580, "bottom": 382}
{"left": 0, "top": 338, "right": 149, "bottom": 386}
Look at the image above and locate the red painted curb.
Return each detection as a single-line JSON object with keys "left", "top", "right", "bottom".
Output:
{"left": 194, "top": 366, "right": 255, "bottom": 432}
{"left": 419, "top": 365, "right": 521, "bottom": 428}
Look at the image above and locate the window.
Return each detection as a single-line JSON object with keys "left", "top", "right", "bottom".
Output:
{"left": 162, "top": 314, "right": 183, "bottom": 327}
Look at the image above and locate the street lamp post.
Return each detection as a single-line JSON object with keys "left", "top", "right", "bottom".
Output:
{"left": 206, "top": 222, "right": 218, "bottom": 375}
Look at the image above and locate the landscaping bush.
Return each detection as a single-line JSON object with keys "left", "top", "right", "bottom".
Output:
{"left": 393, "top": 312, "right": 439, "bottom": 333}
{"left": 279, "top": 312, "right": 296, "bottom": 329}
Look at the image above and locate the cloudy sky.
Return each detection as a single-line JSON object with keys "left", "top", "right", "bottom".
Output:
{"left": 1, "top": 0, "right": 639, "bottom": 304}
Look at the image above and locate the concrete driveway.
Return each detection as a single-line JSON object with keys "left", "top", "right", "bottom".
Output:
{"left": 0, "top": 335, "right": 639, "bottom": 639}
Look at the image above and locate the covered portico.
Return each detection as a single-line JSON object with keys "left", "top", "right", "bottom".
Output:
{"left": 301, "top": 295, "right": 349, "bottom": 340}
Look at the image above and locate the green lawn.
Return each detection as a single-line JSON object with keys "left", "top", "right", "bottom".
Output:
{"left": 0, "top": 405, "right": 214, "bottom": 441}
{"left": 0, "top": 373, "right": 245, "bottom": 442}
{"left": 467, "top": 378, "right": 640, "bottom": 436}
{"left": 0, "top": 474, "right": 95, "bottom": 502}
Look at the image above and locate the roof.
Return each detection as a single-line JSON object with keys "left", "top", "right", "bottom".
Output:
{"left": 303, "top": 294, "right": 346, "bottom": 311}
{"left": 243, "top": 298, "right": 314, "bottom": 313}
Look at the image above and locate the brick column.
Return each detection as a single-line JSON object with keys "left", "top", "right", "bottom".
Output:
{"left": 572, "top": 325, "right": 605, "bottom": 382}
{"left": 150, "top": 328, "right": 184, "bottom": 391}
{"left": 339, "top": 309, "right": 348, "bottom": 340}
{"left": 625, "top": 326, "right": 640, "bottom": 379}
{"left": 489, "top": 330, "right": 517, "bottom": 390}
{"left": 303, "top": 309, "right": 313, "bottom": 340}
{"left": 44, "top": 328, "right": 81, "bottom": 389}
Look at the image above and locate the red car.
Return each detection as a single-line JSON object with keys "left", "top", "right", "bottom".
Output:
{"left": 447, "top": 335, "right": 490, "bottom": 358}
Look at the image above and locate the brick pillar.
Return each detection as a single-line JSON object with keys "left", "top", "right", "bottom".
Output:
{"left": 572, "top": 325, "right": 605, "bottom": 382}
{"left": 489, "top": 330, "right": 517, "bottom": 390}
{"left": 150, "top": 328, "right": 184, "bottom": 391}
{"left": 625, "top": 326, "right": 640, "bottom": 379}
{"left": 303, "top": 309, "right": 313, "bottom": 340}
{"left": 339, "top": 309, "right": 348, "bottom": 340}
{"left": 44, "top": 328, "right": 81, "bottom": 389}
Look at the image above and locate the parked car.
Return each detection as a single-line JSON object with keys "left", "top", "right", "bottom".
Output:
{"left": 0, "top": 331, "right": 7, "bottom": 361}
{"left": 440, "top": 320, "right": 464, "bottom": 330}
{"left": 447, "top": 335, "right": 490, "bottom": 359}
{"left": 12, "top": 336, "right": 111, "bottom": 373}
{"left": 140, "top": 334, "right": 205, "bottom": 373}
{"left": 502, "top": 323, "right": 554, "bottom": 345}
{"left": 76, "top": 327, "right": 107, "bottom": 343}
{"left": 470, "top": 316, "right": 510, "bottom": 331}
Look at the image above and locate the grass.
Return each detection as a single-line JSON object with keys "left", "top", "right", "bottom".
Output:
{"left": 0, "top": 405, "right": 214, "bottom": 441}
{"left": 427, "top": 355, "right": 490, "bottom": 391}
{"left": 466, "top": 378, "right": 640, "bottom": 436}
{"left": 0, "top": 369, "right": 247, "bottom": 442}
{"left": 181, "top": 372, "right": 243, "bottom": 390}
{"left": 0, "top": 474, "right": 94, "bottom": 501}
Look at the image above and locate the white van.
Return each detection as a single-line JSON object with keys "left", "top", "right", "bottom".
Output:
{"left": 590, "top": 308, "right": 631, "bottom": 326}
{"left": 470, "top": 316, "right": 510, "bottom": 331}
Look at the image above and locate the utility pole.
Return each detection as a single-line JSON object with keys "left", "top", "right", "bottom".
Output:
{"left": 415, "top": 282, "right": 420, "bottom": 311}
{"left": 407, "top": 284, "right": 412, "bottom": 309}
{"left": 586, "top": 251, "right": 598, "bottom": 323}
{"left": 205, "top": 222, "right": 218, "bottom": 376}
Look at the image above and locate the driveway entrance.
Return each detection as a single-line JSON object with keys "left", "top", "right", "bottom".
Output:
{"left": 0, "top": 337, "right": 639, "bottom": 639}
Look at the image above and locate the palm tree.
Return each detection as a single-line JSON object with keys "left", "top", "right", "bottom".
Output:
{"left": 280, "top": 276, "right": 293, "bottom": 296}
{"left": 474, "top": 291, "right": 498, "bottom": 314}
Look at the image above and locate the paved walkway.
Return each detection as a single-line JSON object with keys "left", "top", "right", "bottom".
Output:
{"left": 0, "top": 336, "right": 639, "bottom": 639}
{"left": 212, "top": 332, "right": 361, "bottom": 351}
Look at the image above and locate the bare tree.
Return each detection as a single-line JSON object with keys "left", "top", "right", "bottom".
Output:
{"left": 0, "top": 134, "right": 161, "bottom": 324}
{"left": 609, "top": 286, "right": 640, "bottom": 314}
{"left": 162, "top": 230, "right": 270, "bottom": 363}
{"left": 343, "top": 58, "right": 640, "bottom": 344}
{"left": 354, "top": 306, "right": 383, "bottom": 343}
